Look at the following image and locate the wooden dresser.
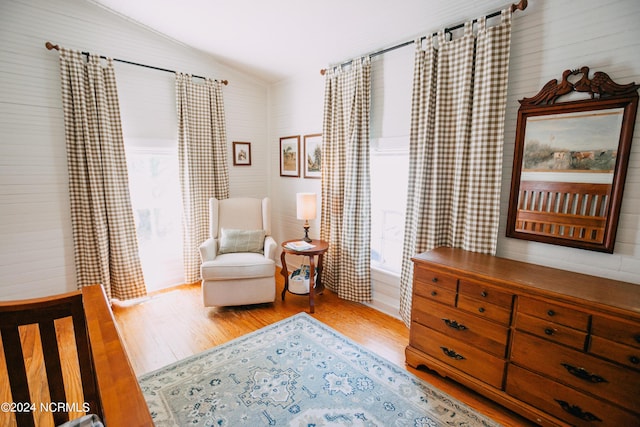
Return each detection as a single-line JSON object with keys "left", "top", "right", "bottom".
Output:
{"left": 406, "top": 247, "right": 640, "bottom": 427}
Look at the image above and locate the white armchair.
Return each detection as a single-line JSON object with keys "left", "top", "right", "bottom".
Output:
{"left": 199, "top": 197, "right": 277, "bottom": 307}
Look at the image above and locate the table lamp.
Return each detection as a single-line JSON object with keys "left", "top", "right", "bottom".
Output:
{"left": 296, "top": 193, "right": 317, "bottom": 243}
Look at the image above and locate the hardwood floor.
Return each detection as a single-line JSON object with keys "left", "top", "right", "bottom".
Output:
{"left": 1, "top": 270, "right": 536, "bottom": 426}
{"left": 112, "top": 270, "right": 536, "bottom": 427}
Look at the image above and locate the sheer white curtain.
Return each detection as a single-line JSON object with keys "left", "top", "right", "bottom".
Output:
{"left": 176, "top": 74, "right": 229, "bottom": 284}
{"left": 399, "top": 11, "right": 513, "bottom": 324}
{"left": 59, "top": 48, "right": 146, "bottom": 300}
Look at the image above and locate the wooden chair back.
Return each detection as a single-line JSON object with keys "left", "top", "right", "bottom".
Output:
{"left": 0, "top": 289, "right": 100, "bottom": 427}
{"left": 1, "top": 285, "right": 153, "bottom": 427}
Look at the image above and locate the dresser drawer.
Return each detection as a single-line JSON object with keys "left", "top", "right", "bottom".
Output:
{"left": 414, "top": 266, "right": 458, "bottom": 292}
{"left": 409, "top": 322, "right": 506, "bottom": 388}
{"left": 515, "top": 312, "right": 587, "bottom": 350}
{"left": 511, "top": 332, "right": 640, "bottom": 413}
{"left": 457, "top": 295, "right": 512, "bottom": 325}
{"left": 518, "top": 296, "right": 590, "bottom": 331}
{"left": 590, "top": 335, "right": 640, "bottom": 371}
{"left": 413, "top": 282, "right": 456, "bottom": 306}
{"left": 591, "top": 314, "right": 640, "bottom": 349}
{"left": 506, "top": 364, "right": 639, "bottom": 427}
{"left": 411, "top": 295, "right": 509, "bottom": 357}
{"left": 458, "top": 279, "right": 513, "bottom": 308}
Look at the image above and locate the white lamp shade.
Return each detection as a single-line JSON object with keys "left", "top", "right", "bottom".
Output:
{"left": 296, "top": 193, "right": 317, "bottom": 220}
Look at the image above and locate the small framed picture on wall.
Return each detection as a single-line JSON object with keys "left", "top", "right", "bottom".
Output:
{"left": 232, "top": 141, "right": 251, "bottom": 166}
{"left": 279, "top": 135, "right": 300, "bottom": 177}
{"left": 303, "top": 134, "right": 322, "bottom": 179}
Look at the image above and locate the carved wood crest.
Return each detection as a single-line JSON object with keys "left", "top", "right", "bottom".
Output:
{"left": 519, "top": 66, "right": 640, "bottom": 106}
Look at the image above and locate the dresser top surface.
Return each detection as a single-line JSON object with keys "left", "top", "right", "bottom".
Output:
{"left": 413, "top": 247, "right": 640, "bottom": 315}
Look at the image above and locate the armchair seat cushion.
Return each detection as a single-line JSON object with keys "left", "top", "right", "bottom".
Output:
{"left": 201, "top": 253, "right": 275, "bottom": 281}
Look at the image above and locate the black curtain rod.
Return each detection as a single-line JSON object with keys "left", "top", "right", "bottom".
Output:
{"left": 45, "top": 42, "right": 229, "bottom": 85}
{"left": 320, "top": 0, "right": 527, "bottom": 75}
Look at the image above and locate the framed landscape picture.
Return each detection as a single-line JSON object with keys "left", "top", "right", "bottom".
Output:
{"left": 303, "top": 134, "right": 322, "bottom": 179}
{"left": 279, "top": 135, "right": 300, "bottom": 177}
{"left": 521, "top": 110, "right": 622, "bottom": 173}
{"left": 232, "top": 141, "right": 251, "bottom": 166}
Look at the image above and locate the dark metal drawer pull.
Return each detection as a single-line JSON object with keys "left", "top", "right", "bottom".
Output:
{"left": 634, "top": 334, "right": 640, "bottom": 344}
{"left": 431, "top": 291, "right": 437, "bottom": 297}
{"left": 544, "top": 328, "right": 555, "bottom": 336}
{"left": 432, "top": 277, "right": 438, "bottom": 283}
{"left": 555, "top": 399, "right": 602, "bottom": 422}
{"left": 547, "top": 309, "right": 555, "bottom": 317}
{"left": 442, "top": 318, "right": 467, "bottom": 331}
{"left": 629, "top": 356, "right": 639, "bottom": 365}
{"left": 440, "top": 346, "right": 465, "bottom": 360}
{"left": 561, "top": 363, "right": 608, "bottom": 384}
{"left": 478, "top": 307, "right": 485, "bottom": 313}
{"left": 480, "top": 291, "right": 488, "bottom": 297}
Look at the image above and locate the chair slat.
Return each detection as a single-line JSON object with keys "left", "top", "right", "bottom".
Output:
{"left": 71, "top": 303, "right": 101, "bottom": 417}
{"left": 39, "top": 319, "right": 69, "bottom": 426}
{"left": 0, "top": 324, "right": 35, "bottom": 427}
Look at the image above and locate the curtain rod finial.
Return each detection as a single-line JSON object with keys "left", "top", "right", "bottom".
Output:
{"left": 511, "top": 0, "right": 527, "bottom": 13}
{"left": 45, "top": 41, "right": 60, "bottom": 51}
{"left": 320, "top": 69, "right": 326, "bottom": 76}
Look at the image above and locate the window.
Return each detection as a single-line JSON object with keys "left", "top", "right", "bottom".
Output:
{"left": 370, "top": 139, "right": 409, "bottom": 273}
{"left": 369, "top": 49, "right": 413, "bottom": 274}
{"left": 126, "top": 142, "right": 183, "bottom": 292}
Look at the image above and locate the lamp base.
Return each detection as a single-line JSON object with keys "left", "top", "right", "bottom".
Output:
{"left": 302, "top": 225, "right": 312, "bottom": 243}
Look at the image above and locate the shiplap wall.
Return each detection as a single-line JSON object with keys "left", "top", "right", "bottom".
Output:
{"left": 2, "top": 0, "right": 639, "bottom": 305}
{"left": 269, "top": 0, "right": 640, "bottom": 318}
{"left": 0, "top": 0, "right": 269, "bottom": 300}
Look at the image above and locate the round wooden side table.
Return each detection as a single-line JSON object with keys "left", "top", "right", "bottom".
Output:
{"left": 280, "top": 239, "right": 329, "bottom": 313}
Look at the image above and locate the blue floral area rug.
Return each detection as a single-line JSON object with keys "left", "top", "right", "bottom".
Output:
{"left": 139, "top": 313, "right": 501, "bottom": 426}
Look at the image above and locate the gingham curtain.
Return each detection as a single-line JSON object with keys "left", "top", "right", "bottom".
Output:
{"left": 399, "top": 11, "right": 512, "bottom": 325}
{"left": 59, "top": 48, "right": 146, "bottom": 300}
{"left": 176, "top": 73, "right": 229, "bottom": 284}
{"left": 320, "top": 57, "right": 372, "bottom": 302}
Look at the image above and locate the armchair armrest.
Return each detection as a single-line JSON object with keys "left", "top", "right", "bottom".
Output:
{"left": 264, "top": 236, "right": 277, "bottom": 260}
{"left": 199, "top": 238, "right": 218, "bottom": 262}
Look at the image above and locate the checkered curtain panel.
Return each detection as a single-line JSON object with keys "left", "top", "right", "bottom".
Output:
{"left": 399, "top": 11, "right": 512, "bottom": 325}
{"left": 59, "top": 48, "right": 146, "bottom": 300}
{"left": 320, "top": 57, "right": 372, "bottom": 302}
{"left": 176, "top": 74, "right": 229, "bottom": 284}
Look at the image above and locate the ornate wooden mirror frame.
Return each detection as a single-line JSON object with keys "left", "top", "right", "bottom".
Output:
{"left": 506, "top": 67, "right": 639, "bottom": 253}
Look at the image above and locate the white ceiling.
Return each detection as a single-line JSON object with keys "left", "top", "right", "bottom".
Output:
{"left": 90, "top": 0, "right": 518, "bottom": 83}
